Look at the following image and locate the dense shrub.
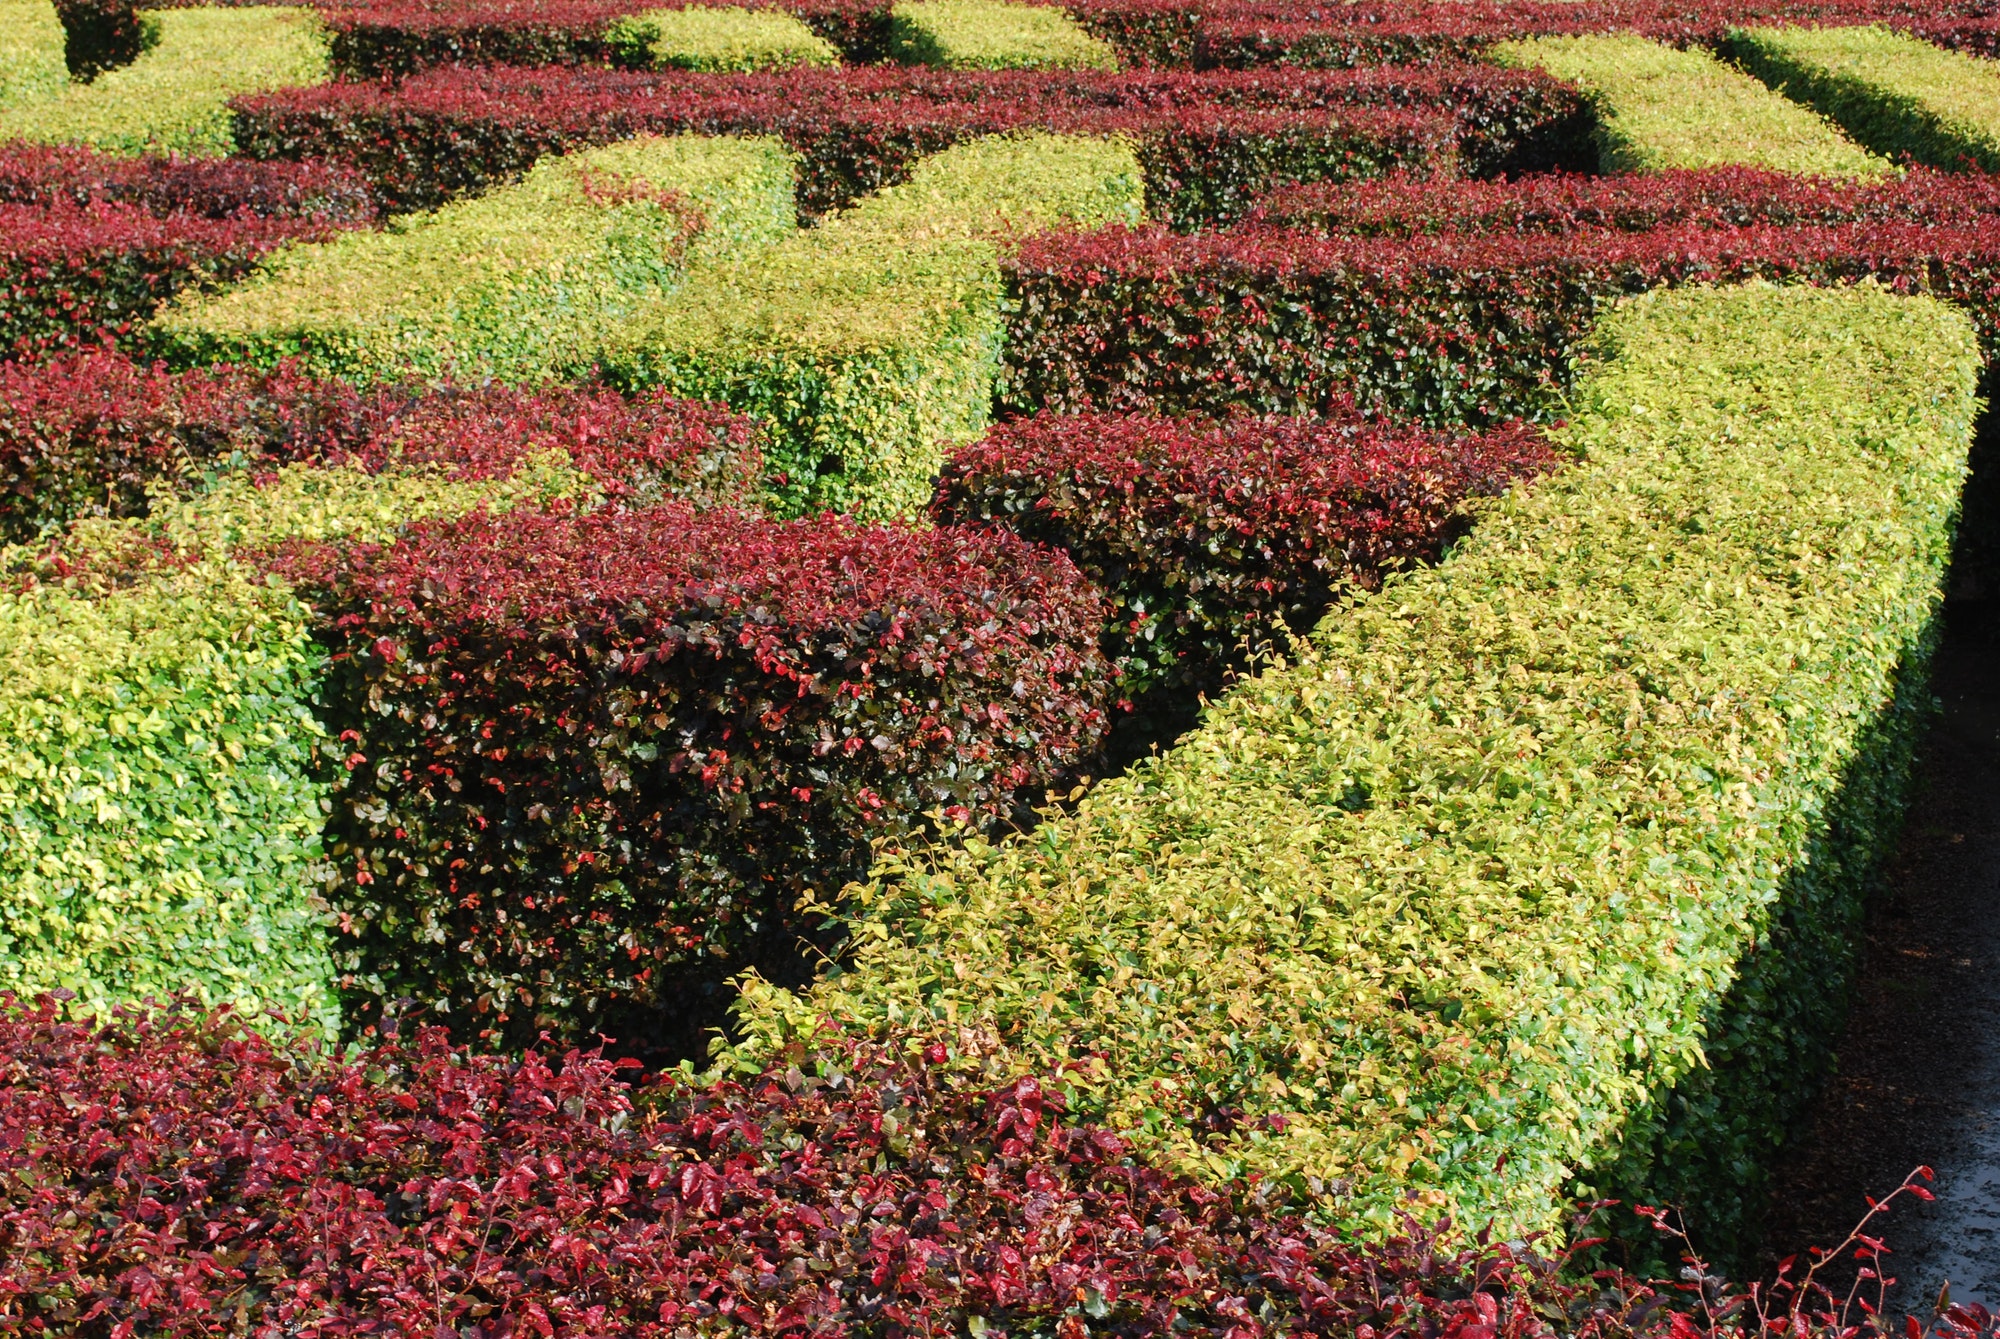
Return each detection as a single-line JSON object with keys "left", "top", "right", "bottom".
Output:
{"left": 51, "top": 0, "right": 141, "bottom": 80}
{"left": 607, "top": 5, "right": 843, "bottom": 70}
{"left": 271, "top": 499, "right": 1112, "bottom": 1052}
{"left": 933, "top": 411, "right": 1560, "bottom": 697}
{"left": 0, "top": 142, "right": 377, "bottom": 222}
{"left": 890, "top": 0, "right": 1121, "bottom": 70}
{"left": 0, "top": 0, "right": 68, "bottom": 112}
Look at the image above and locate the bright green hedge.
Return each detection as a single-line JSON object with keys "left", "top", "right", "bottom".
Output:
{"left": 151, "top": 134, "right": 796, "bottom": 385}
{"left": 607, "top": 5, "right": 840, "bottom": 70}
{"left": 889, "top": 0, "right": 1119, "bottom": 70}
{"left": 1489, "top": 33, "right": 1890, "bottom": 177}
{"left": 600, "top": 131, "right": 1143, "bottom": 520}
{"left": 0, "top": 6, "right": 329, "bottom": 157}
{"left": 0, "top": 0, "right": 66, "bottom": 112}
{"left": 0, "top": 455, "right": 588, "bottom": 1037}
{"left": 1728, "top": 24, "right": 2000, "bottom": 174}
{"left": 734, "top": 281, "right": 1979, "bottom": 1251}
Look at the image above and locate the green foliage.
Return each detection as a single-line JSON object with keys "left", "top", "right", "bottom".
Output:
{"left": 890, "top": 0, "right": 1120, "bottom": 70}
{"left": 732, "top": 282, "right": 1981, "bottom": 1246}
{"left": 1728, "top": 24, "right": 2000, "bottom": 174}
{"left": 600, "top": 132, "right": 1143, "bottom": 520}
{"left": 0, "top": 0, "right": 66, "bottom": 111}
{"left": 0, "top": 6, "right": 329, "bottom": 158}
{"left": 607, "top": 5, "right": 840, "bottom": 70}
{"left": 151, "top": 135, "right": 796, "bottom": 385}
{"left": 1490, "top": 33, "right": 1890, "bottom": 177}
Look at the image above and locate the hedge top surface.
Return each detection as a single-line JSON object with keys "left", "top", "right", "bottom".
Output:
{"left": 607, "top": 4, "right": 841, "bottom": 70}
{"left": 0, "top": 6, "right": 330, "bottom": 158}
{"left": 734, "top": 281, "right": 1980, "bottom": 1237}
{"left": 1490, "top": 33, "right": 1891, "bottom": 177}
{"left": 0, "top": 0, "right": 65, "bottom": 111}
{"left": 891, "top": 0, "right": 1121, "bottom": 70}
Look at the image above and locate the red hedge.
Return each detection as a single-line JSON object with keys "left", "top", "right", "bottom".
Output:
{"left": 933, "top": 411, "right": 1561, "bottom": 697}
{"left": 0, "top": 143, "right": 379, "bottom": 223}
{"left": 269, "top": 505, "right": 1113, "bottom": 1053}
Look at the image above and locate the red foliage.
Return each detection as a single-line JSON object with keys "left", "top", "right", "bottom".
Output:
{"left": 934, "top": 410, "right": 1560, "bottom": 695}
{"left": 0, "top": 143, "right": 378, "bottom": 223}
{"left": 268, "top": 504, "right": 1112, "bottom": 1051}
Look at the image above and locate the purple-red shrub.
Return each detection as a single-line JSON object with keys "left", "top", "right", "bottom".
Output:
{"left": 51, "top": 0, "right": 143, "bottom": 79}
{"left": 934, "top": 411, "right": 1561, "bottom": 696}
{"left": 0, "top": 143, "right": 378, "bottom": 223}
{"left": 269, "top": 504, "right": 1113, "bottom": 1052}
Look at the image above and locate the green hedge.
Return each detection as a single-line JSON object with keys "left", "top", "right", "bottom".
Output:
{"left": 0, "top": 0, "right": 66, "bottom": 111}
{"left": 151, "top": 135, "right": 796, "bottom": 385}
{"left": 600, "top": 131, "right": 1142, "bottom": 520}
{"left": 1489, "top": 34, "right": 1890, "bottom": 177}
{"left": 0, "top": 454, "right": 587, "bottom": 1038}
{"left": 734, "top": 281, "right": 1980, "bottom": 1252}
{"left": 889, "top": 0, "right": 1119, "bottom": 70}
{"left": 1728, "top": 24, "right": 2000, "bottom": 174}
{"left": 607, "top": 5, "right": 841, "bottom": 70}
{"left": 0, "top": 6, "right": 328, "bottom": 157}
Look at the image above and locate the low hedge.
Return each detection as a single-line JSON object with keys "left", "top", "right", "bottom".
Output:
{"left": 1489, "top": 33, "right": 1890, "bottom": 177}
{"left": 737, "top": 281, "right": 1981, "bottom": 1256}
{"left": 890, "top": 0, "right": 1121, "bottom": 70}
{"left": 601, "top": 132, "right": 1144, "bottom": 520}
{"left": 52, "top": 0, "right": 142, "bottom": 79}
{"left": 0, "top": 141, "right": 377, "bottom": 222}
{"left": 606, "top": 4, "right": 842, "bottom": 70}
{"left": 933, "top": 411, "right": 1560, "bottom": 698}
{"left": 272, "top": 500, "right": 1112, "bottom": 1053}
{"left": 151, "top": 134, "right": 796, "bottom": 385}
{"left": 0, "top": 0, "right": 67, "bottom": 111}
{"left": 1727, "top": 23, "right": 2000, "bottom": 174}
{"left": 0, "top": 5, "right": 330, "bottom": 158}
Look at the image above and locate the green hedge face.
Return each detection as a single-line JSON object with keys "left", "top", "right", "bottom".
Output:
{"left": 1490, "top": 33, "right": 1891, "bottom": 177}
{"left": 607, "top": 6, "right": 841, "bottom": 71}
{"left": 1729, "top": 24, "right": 2000, "bottom": 174}
{"left": 151, "top": 134, "right": 797, "bottom": 386}
{"left": 889, "top": 0, "right": 1120, "bottom": 70}
{"left": 0, "top": 0, "right": 66, "bottom": 111}
{"left": 733, "top": 281, "right": 1981, "bottom": 1245}
{"left": 0, "top": 6, "right": 329, "bottom": 157}
{"left": 602, "top": 132, "right": 1144, "bottom": 520}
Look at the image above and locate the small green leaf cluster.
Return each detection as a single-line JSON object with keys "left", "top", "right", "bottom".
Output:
{"left": 890, "top": 0, "right": 1120, "bottom": 71}
{"left": 1728, "top": 24, "right": 2000, "bottom": 174}
{"left": 732, "top": 281, "right": 1981, "bottom": 1247}
{"left": 0, "top": 6, "right": 329, "bottom": 158}
{"left": 1490, "top": 33, "right": 1891, "bottom": 178}
{"left": 605, "top": 5, "right": 840, "bottom": 71}
{"left": 0, "top": 0, "right": 66, "bottom": 111}
{"left": 151, "top": 134, "right": 796, "bottom": 386}
{"left": 600, "top": 131, "right": 1144, "bottom": 520}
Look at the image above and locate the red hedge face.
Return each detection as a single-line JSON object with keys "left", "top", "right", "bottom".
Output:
{"left": 0, "top": 143, "right": 379, "bottom": 223}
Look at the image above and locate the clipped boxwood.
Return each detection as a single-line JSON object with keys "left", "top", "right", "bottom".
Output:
{"left": 607, "top": 5, "right": 841, "bottom": 69}
{"left": 152, "top": 135, "right": 796, "bottom": 385}
{"left": 890, "top": 0, "right": 1118, "bottom": 70}
{"left": 1489, "top": 33, "right": 1890, "bottom": 177}
{"left": 601, "top": 131, "right": 1143, "bottom": 520}
{"left": 736, "top": 281, "right": 1981, "bottom": 1257}
{"left": 0, "top": 0, "right": 67, "bottom": 111}
{"left": 1728, "top": 23, "right": 2000, "bottom": 174}
{"left": 0, "top": 6, "right": 329, "bottom": 158}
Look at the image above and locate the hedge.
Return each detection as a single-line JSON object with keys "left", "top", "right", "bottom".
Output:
{"left": 0, "top": 0, "right": 66, "bottom": 111}
{"left": 151, "top": 134, "right": 796, "bottom": 385}
{"left": 890, "top": 0, "right": 1121, "bottom": 70}
{"left": 736, "top": 281, "right": 1980, "bottom": 1258}
{"left": 0, "top": 141, "right": 378, "bottom": 222}
{"left": 53, "top": 0, "right": 144, "bottom": 79}
{"left": 1728, "top": 23, "right": 2000, "bottom": 174}
{"left": 0, "top": 5, "right": 330, "bottom": 158}
{"left": 933, "top": 411, "right": 1560, "bottom": 699}
{"left": 600, "top": 132, "right": 1144, "bottom": 520}
{"left": 1489, "top": 33, "right": 1890, "bottom": 177}
{"left": 606, "top": 4, "right": 842, "bottom": 70}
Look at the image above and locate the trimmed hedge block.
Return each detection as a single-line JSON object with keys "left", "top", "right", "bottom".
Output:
{"left": 0, "top": 6, "right": 330, "bottom": 158}
{"left": 891, "top": 0, "right": 1119, "bottom": 70}
{"left": 601, "top": 131, "right": 1143, "bottom": 520}
{"left": 0, "top": 0, "right": 67, "bottom": 111}
{"left": 152, "top": 134, "right": 796, "bottom": 385}
{"left": 1489, "top": 33, "right": 1890, "bottom": 177}
{"left": 1729, "top": 23, "right": 2000, "bottom": 173}
{"left": 607, "top": 4, "right": 841, "bottom": 69}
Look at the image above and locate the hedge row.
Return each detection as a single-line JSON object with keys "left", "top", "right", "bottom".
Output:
{"left": 152, "top": 133, "right": 797, "bottom": 385}
{"left": 0, "top": 5, "right": 330, "bottom": 158}
{"left": 1728, "top": 23, "right": 2000, "bottom": 174}
{"left": 890, "top": 0, "right": 1120, "bottom": 70}
{"left": 0, "top": 0, "right": 66, "bottom": 112}
{"left": 1490, "top": 32, "right": 1888, "bottom": 177}
{"left": 933, "top": 410, "right": 1560, "bottom": 699}
{"left": 739, "top": 281, "right": 1981, "bottom": 1258}
{"left": 607, "top": 4, "right": 842, "bottom": 70}
{"left": 227, "top": 63, "right": 1585, "bottom": 220}
{"left": 0, "top": 141, "right": 377, "bottom": 222}
{"left": 599, "top": 132, "right": 1144, "bottom": 520}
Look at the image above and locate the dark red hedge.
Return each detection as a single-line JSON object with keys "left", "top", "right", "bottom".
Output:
{"left": 933, "top": 411, "right": 1561, "bottom": 697}
{"left": 51, "top": 0, "right": 143, "bottom": 79}
{"left": 269, "top": 504, "right": 1113, "bottom": 1053}
{"left": 0, "top": 352, "right": 765, "bottom": 543}
{"left": 227, "top": 63, "right": 1585, "bottom": 221}
{"left": 0, "top": 143, "right": 379, "bottom": 224}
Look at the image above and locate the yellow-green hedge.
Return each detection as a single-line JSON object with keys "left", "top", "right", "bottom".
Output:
{"left": 0, "top": 0, "right": 65, "bottom": 111}
{"left": 607, "top": 5, "right": 840, "bottom": 70}
{"left": 889, "top": 0, "right": 1119, "bottom": 70}
{"left": 734, "top": 281, "right": 1980, "bottom": 1251}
